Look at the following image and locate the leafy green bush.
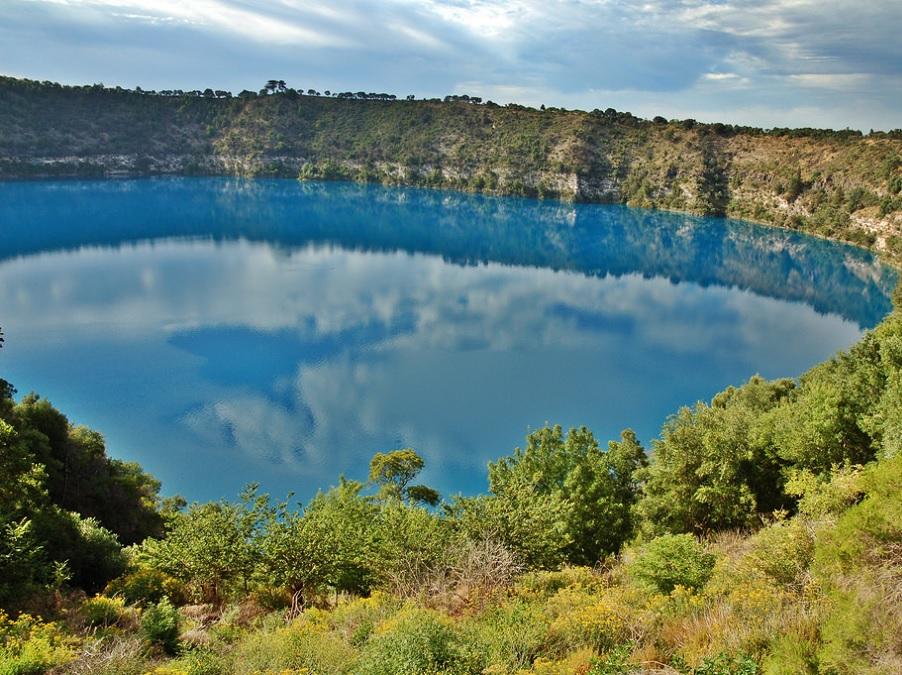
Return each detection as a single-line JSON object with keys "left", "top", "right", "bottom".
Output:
{"left": 141, "top": 598, "right": 181, "bottom": 654}
{"left": 630, "top": 534, "right": 716, "bottom": 594}
{"left": 761, "top": 633, "right": 818, "bottom": 675}
{"left": 161, "top": 648, "right": 231, "bottom": 675}
{"left": 677, "top": 652, "right": 758, "bottom": 675}
{"left": 747, "top": 519, "right": 814, "bottom": 589}
{"left": 545, "top": 589, "right": 629, "bottom": 654}
{"left": 0, "top": 518, "right": 46, "bottom": 609}
{"left": 30, "top": 509, "right": 127, "bottom": 594}
{"left": 589, "top": 645, "right": 640, "bottom": 675}
{"left": 355, "top": 606, "right": 473, "bottom": 675}
{"left": 514, "top": 566, "right": 606, "bottom": 599}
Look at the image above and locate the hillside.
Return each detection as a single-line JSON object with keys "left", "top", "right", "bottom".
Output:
{"left": 1, "top": 77, "right": 901, "bottom": 265}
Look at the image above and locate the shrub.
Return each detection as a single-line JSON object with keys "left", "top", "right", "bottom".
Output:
{"left": 355, "top": 606, "right": 473, "bottom": 675}
{"left": 329, "top": 592, "right": 400, "bottom": 647}
{"left": 231, "top": 617, "right": 357, "bottom": 675}
{"left": 747, "top": 519, "right": 814, "bottom": 589}
{"left": 761, "top": 633, "right": 818, "bottom": 675}
{"left": 158, "top": 649, "right": 231, "bottom": 675}
{"left": 466, "top": 599, "right": 550, "bottom": 672}
{"left": 83, "top": 595, "right": 129, "bottom": 627}
{"left": 515, "top": 566, "right": 605, "bottom": 600}
{"left": 680, "top": 652, "right": 758, "bottom": 674}
{"left": 31, "top": 510, "right": 127, "bottom": 594}
{"left": 528, "top": 647, "right": 597, "bottom": 674}
{"left": 0, "top": 518, "right": 46, "bottom": 608}
{"left": 105, "top": 566, "right": 186, "bottom": 606}
{"left": 0, "top": 611, "right": 76, "bottom": 675}
{"left": 630, "top": 535, "right": 716, "bottom": 594}
{"left": 812, "top": 455, "right": 902, "bottom": 672}
{"left": 141, "top": 598, "right": 181, "bottom": 654}
{"left": 589, "top": 645, "right": 640, "bottom": 675}
{"left": 545, "top": 589, "right": 628, "bottom": 653}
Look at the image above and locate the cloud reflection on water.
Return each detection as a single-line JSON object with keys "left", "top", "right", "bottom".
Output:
{"left": 0, "top": 236, "right": 868, "bottom": 500}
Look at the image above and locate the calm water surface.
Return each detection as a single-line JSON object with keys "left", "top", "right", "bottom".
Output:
{"left": 0, "top": 178, "right": 896, "bottom": 501}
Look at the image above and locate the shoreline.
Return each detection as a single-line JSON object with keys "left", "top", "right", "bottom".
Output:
{"left": 2, "top": 167, "right": 899, "bottom": 271}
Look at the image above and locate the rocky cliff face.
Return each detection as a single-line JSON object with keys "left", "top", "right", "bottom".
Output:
{"left": 2, "top": 77, "right": 900, "bottom": 264}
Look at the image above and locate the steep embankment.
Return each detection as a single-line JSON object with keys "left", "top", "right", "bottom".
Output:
{"left": 2, "top": 76, "right": 901, "bottom": 263}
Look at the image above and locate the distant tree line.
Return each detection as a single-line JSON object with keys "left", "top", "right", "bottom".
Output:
{"left": 4, "top": 77, "right": 900, "bottom": 140}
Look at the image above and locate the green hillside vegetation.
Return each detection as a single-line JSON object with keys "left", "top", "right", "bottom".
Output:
{"left": 1, "top": 287, "right": 901, "bottom": 674}
{"left": 1, "top": 77, "right": 901, "bottom": 264}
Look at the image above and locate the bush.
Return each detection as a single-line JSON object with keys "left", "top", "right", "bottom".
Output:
{"left": 515, "top": 567, "right": 606, "bottom": 600}
{"left": 355, "top": 606, "right": 473, "bottom": 675}
{"left": 812, "top": 455, "right": 902, "bottom": 672}
{"left": 0, "top": 611, "right": 76, "bottom": 675}
{"left": 747, "top": 519, "right": 814, "bottom": 589}
{"left": 231, "top": 616, "right": 357, "bottom": 675}
{"left": 105, "top": 566, "right": 185, "bottom": 606}
{"left": 0, "top": 519, "right": 46, "bottom": 609}
{"left": 589, "top": 645, "right": 640, "bottom": 675}
{"left": 141, "top": 598, "right": 180, "bottom": 654}
{"left": 31, "top": 510, "right": 126, "bottom": 594}
{"left": 681, "top": 652, "right": 758, "bottom": 674}
{"left": 466, "top": 599, "right": 550, "bottom": 672}
{"left": 630, "top": 535, "right": 716, "bottom": 594}
{"left": 545, "top": 589, "right": 628, "bottom": 653}
{"left": 83, "top": 595, "right": 129, "bottom": 627}
{"left": 761, "top": 633, "right": 818, "bottom": 675}
{"left": 329, "top": 592, "right": 400, "bottom": 647}
{"left": 157, "top": 649, "right": 231, "bottom": 675}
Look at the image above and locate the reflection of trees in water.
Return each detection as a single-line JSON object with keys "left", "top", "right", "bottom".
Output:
{"left": 0, "top": 178, "right": 895, "bottom": 327}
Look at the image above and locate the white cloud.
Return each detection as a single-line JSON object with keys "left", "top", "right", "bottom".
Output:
{"left": 2, "top": 1, "right": 901, "bottom": 136}
{"left": 21, "top": 0, "right": 353, "bottom": 45}
{"left": 788, "top": 73, "right": 872, "bottom": 89}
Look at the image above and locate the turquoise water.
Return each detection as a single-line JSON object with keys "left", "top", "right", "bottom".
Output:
{"left": 0, "top": 178, "right": 896, "bottom": 502}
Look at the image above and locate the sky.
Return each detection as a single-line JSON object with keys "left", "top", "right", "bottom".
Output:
{"left": 1, "top": 0, "right": 900, "bottom": 131}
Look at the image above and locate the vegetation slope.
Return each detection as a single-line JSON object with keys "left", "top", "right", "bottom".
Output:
{"left": 1, "top": 285, "right": 901, "bottom": 674}
{"left": 1, "top": 77, "right": 901, "bottom": 264}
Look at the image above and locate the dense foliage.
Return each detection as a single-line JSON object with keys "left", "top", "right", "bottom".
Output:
{"left": 0, "top": 384, "right": 162, "bottom": 606}
{"left": 1, "top": 294, "right": 902, "bottom": 672}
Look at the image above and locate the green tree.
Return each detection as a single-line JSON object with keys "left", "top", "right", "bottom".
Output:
{"left": 10, "top": 394, "right": 163, "bottom": 544}
{"left": 371, "top": 501, "right": 452, "bottom": 595}
{"left": 258, "top": 480, "right": 380, "bottom": 604}
{"left": 695, "top": 138, "right": 730, "bottom": 216}
{"left": 564, "top": 429, "right": 647, "bottom": 564}
{"left": 137, "top": 493, "right": 262, "bottom": 604}
{"left": 463, "top": 425, "right": 647, "bottom": 568}
{"left": 636, "top": 376, "right": 795, "bottom": 535}
{"left": 0, "top": 518, "right": 45, "bottom": 607}
{"left": 771, "top": 333, "right": 885, "bottom": 473}
{"left": 369, "top": 448, "right": 439, "bottom": 505}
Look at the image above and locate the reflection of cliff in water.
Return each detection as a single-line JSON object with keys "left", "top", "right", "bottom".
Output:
{"left": 0, "top": 177, "right": 896, "bottom": 327}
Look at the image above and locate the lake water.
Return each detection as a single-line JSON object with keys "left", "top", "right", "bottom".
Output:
{"left": 0, "top": 178, "right": 896, "bottom": 503}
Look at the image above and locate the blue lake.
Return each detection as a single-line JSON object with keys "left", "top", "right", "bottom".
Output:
{"left": 0, "top": 178, "right": 896, "bottom": 502}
